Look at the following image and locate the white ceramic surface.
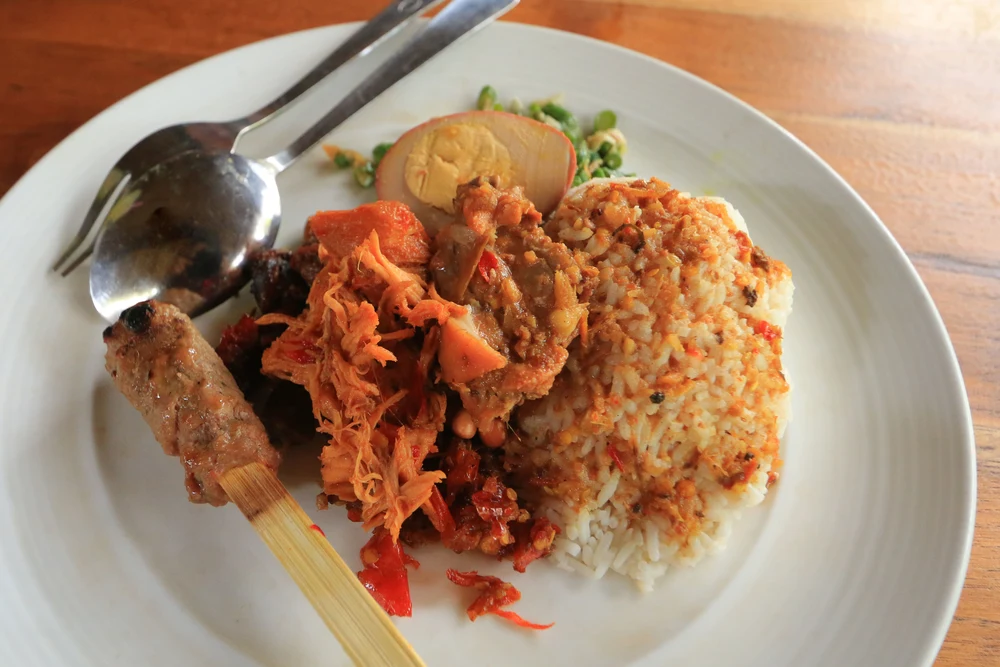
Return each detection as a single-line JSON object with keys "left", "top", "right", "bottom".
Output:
{"left": 0, "top": 21, "right": 975, "bottom": 667}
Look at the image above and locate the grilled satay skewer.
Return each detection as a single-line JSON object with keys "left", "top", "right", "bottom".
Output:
{"left": 104, "top": 301, "right": 424, "bottom": 667}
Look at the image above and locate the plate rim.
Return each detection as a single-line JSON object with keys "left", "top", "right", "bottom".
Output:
{"left": 0, "top": 19, "right": 977, "bottom": 665}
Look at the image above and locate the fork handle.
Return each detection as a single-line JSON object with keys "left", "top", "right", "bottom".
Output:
{"left": 235, "top": 0, "right": 445, "bottom": 132}
{"left": 51, "top": 168, "right": 126, "bottom": 272}
{"left": 265, "top": 0, "right": 518, "bottom": 174}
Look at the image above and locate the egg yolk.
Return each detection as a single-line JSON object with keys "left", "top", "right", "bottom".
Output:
{"left": 404, "top": 123, "right": 515, "bottom": 212}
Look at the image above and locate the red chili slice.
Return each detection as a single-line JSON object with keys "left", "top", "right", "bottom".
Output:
{"left": 357, "top": 527, "right": 419, "bottom": 617}
{"left": 425, "top": 486, "right": 457, "bottom": 542}
{"left": 755, "top": 320, "right": 780, "bottom": 342}
{"left": 446, "top": 442, "right": 481, "bottom": 504}
{"left": 477, "top": 250, "right": 500, "bottom": 283}
{"left": 446, "top": 569, "right": 553, "bottom": 630}
{"left": 607, "top": 446, "right": 626, "bottom": 473}
{"left": 510, "top": 517, "right": 560, "bottom": 573}
{"left": 471, "top": 476, "right": 519, "bottom": 542}
{"left": 284, "top": 343, "right": 319, "bottom": 364}
{"left": 492, "top": 609, "right": 555, "bottom": 630}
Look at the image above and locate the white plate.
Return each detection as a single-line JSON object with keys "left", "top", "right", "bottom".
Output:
{"left": 0, "top": 21, "right": 976, "bottom": 667}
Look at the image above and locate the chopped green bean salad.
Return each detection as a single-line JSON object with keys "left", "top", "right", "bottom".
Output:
{"left": 324, "top": 85, "right": 629, "bottom": 189}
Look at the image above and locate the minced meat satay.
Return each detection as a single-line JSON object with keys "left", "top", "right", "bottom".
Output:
{"left": 104, "top": 301, "right": 280, "bottom": 506}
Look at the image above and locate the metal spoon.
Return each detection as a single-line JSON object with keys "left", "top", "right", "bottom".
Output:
{"left": 53, "top": 0, "right": 444, "bottom": 276}
{"left": 89, "top": 0, "right": 518, "bottom": 322}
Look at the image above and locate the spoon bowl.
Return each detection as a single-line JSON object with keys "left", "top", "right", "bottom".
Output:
{"left": 87, "top": 0, "right": 517, "bottom": 323}
{"left": 52, "top": 0, "right": 443, "bottom": 276}
{"left": 90, "top": 150, "right": 280, "bottom": 321}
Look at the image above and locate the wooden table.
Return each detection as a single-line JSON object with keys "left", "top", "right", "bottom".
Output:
{"left": 1, "top": 0, "right": 996, "bottom": 663}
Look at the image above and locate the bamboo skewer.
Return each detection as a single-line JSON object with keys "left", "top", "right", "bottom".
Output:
{"left": 219, "top": 462, "right": 425, "bottom": 667}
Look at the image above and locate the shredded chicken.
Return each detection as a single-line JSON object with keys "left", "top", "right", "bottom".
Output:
{"left": 259, "top": 204, "right": 462, "bottom": 540}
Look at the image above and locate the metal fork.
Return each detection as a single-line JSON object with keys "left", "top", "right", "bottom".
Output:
{"left": 53, "top": 0, "right": 443, "bottom": 276}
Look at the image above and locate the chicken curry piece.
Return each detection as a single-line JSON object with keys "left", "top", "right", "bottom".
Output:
{"left": 430, "top": 177, "right": 590, "bottom": 442}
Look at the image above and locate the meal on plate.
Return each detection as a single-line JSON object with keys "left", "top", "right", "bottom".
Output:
{"left": 103, "top": 89, "right": 793, "bottom": 627}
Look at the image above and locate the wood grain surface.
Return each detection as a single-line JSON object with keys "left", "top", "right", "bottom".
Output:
{"left": 1, "top": 0, "right": 997, "bottom": 663}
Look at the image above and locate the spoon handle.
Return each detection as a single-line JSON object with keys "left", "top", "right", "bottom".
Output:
{"left": 265, "top": 0, "right": 519, "bottom": 174}
{"left": 235, "top": 0, "right": 445, "bottom": 134}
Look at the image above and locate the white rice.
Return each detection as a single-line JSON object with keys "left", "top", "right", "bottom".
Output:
{"left": 511, "top": 178, "right": 794, "bottom": 591}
